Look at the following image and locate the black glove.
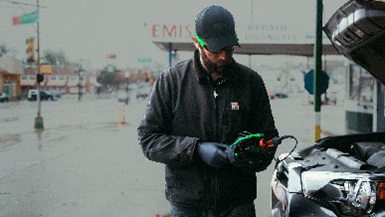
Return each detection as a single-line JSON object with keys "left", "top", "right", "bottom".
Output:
{"left": 196, "top": 142, "right": 228, "bottom": 169}
{"left": 226, "top": 132, "right": 276, "bottom": 171}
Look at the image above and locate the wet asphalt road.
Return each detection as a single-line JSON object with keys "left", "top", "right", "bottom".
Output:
{"left": 0, "top": 93, "right": 345, "bottom": 217}
{"left": 0, "top": 94, "right": 169, "bottom": 217}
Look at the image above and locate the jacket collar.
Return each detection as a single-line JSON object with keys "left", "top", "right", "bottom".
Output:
{"left": 192, "top": 50, "right": 239, "bottom": 85}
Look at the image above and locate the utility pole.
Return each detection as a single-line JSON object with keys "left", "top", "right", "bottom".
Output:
{"left": 9, "top": 0, "right": 45, "bottom": 128}
{"left": 78, "top": 69, "right": 84, "bottom": 101}
{"left": 34, "top": 0, "right": 43, "bottom": 129}
{"left": 168, "top": 43, "right": 172, "bottom": 67}
{"left": 313, "top": 0, "right": 323, "bottom": 141}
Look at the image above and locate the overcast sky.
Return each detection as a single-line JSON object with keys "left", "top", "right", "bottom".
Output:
{"left": 0, "top": 0, "right": 347, "bottom": 70}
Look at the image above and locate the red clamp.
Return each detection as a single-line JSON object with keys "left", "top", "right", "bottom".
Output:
{"left": 259, "top": 138, "right": 275, "bottom": 149}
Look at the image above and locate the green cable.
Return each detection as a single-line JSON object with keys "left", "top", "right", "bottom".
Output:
{"left": 230, "top": 133, "right": 264, "bottom": 149}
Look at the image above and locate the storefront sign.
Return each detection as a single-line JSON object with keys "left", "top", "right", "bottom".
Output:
{"left": 152, "top": 24, "right": 193, "bottom": 42}
{"left": 150, "top": 22, "right": 331, "bottom": 45}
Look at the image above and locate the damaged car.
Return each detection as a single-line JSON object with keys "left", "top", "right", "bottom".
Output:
{"left": 271, "top": 0, "right": 385, "bottom": 216}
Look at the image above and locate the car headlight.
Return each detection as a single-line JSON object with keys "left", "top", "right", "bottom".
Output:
{"left": 302, "top": 172, "right": 385, "bottom": 216}
{"left": 329, "top": 179, "right": 377, "bottom": 214}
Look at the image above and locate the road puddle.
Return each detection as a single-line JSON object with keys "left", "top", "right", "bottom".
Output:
{"left": 0, "top": 134, "right": 21, "bottom": 144}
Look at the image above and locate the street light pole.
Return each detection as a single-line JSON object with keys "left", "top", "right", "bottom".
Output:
{"left": 125, "top": 71, "right": 130, "bottom": 104}
{"left": 34, "top": 0, "right": 43, "bottom": 129}
{"left": 313, "top": 0, "right": 323, "bottom": 141}
{"left": 78, "top": 69, "right": 84, "bottom": 101}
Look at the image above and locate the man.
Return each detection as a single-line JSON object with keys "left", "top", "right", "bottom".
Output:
{"left": 137, "top": 5, "right": 278, "bottom": 217}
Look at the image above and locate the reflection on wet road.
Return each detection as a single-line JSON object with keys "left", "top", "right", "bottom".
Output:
{"left": 0, "top": 94, "right": 170, "bottom": 217}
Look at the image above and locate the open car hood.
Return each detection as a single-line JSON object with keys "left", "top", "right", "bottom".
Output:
{"left": 323, "top": 0, "right": 385, "bottom": 84}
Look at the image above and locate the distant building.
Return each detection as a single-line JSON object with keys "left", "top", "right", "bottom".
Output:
{"left": 21, "top": 65, "right": 102, "bottom": 97}
{"left": 0, "top": 58, "right": 23, "bottom": 100}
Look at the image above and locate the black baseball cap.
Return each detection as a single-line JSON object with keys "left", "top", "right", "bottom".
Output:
{"left": 195, "top": 5, "right": 240, "bottom": 53}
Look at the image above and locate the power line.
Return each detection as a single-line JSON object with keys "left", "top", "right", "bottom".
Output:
{"left": 0, "top": 0, "right": 47, "bottom": 8}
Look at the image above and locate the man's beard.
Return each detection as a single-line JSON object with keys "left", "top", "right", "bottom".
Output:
{"left": 201, "top": 50, "right": 233, "bottom": 75}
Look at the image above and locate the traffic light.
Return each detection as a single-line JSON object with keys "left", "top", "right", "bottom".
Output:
{"left": 36, "top": 73, "right": 44, "bottom": 83}
{"left": 26, "top": 37, "right": 35, "bottom": 63}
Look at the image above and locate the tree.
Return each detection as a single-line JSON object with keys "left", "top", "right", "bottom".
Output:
{"left": 0, "top": 42, "right": 16, "bottom": 58}
{"left": 42, "top": 49, "right": 68, "bottom": 66}
{"left": 97, "top": 65, "right": 123, "bottom": 91}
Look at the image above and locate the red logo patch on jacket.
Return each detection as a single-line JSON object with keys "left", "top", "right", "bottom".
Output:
{"left": 231, "top": 102, "right": 239, "bottom": 110}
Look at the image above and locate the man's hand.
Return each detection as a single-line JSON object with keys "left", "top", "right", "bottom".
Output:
{"left": 196, "top": 142, "right": 228, "bottom": 169}
{"left": 225, "top": 132, "right": 277, "bottom": 171}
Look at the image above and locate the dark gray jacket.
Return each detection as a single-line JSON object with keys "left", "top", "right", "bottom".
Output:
{"left": 137, "top": 50, "right": 278, "bottom": 209}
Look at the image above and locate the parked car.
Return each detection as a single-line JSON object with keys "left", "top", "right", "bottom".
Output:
{"left": 44, "top": 90, "right": 60, "bottom": 100}
{"left": 136, "top": 90, "right": 149, "bottom": 99}
{"left": 274, "top": 92, "right": 288, "bottom": 99}
{"left": 271, "top": 1, "right": 385, "bottom": 216}
{"left": 50, "top": 90, "right": 61, "bottom": 99}
{"left": 0, "top": 92, "right": 9, "bottom": 102}
{"left": 135, "top": 82, "right": 151, "bottom": 100}
{"left": 116, "top": 91, "right": 129, "bottom": 104}
{"left": 27, "top": 89, "right": 55, "bottom": 101}
{"left": 269, "top": 91, "right": 289, "bottom": 100}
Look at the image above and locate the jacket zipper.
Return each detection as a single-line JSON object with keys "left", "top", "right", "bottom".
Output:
{"left": 213, "top": 88, "right": 220, "bottom": 142}
{"left": 213, "top": 78, "right": 226, "bottom": 141}
{"left": 213, "top": 81, "right": 223, "bottom": 208}
{"left": 212, "top": 79, "right": 226, "bottom": 208}
{"left": 213, "top": 87, "right": 220, "bottom": 208}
